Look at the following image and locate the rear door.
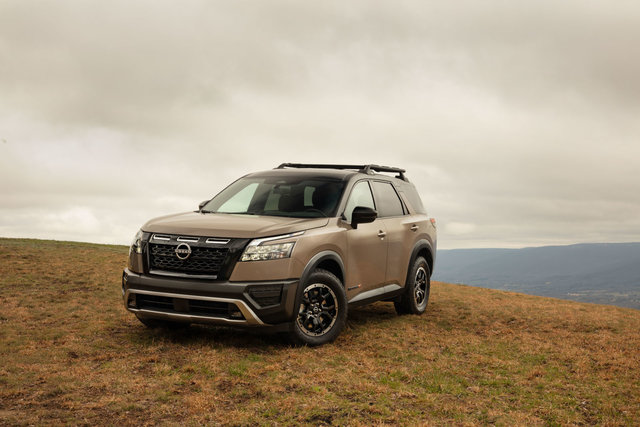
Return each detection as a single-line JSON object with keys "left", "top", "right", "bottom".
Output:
{"left": 370, "top": 180, "right": 412, "bottom": 286}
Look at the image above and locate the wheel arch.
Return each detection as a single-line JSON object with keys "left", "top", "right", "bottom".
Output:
{"left": 407, "top": 240, "right": 435, "bottom": 282}
{"left": 300, "top": 250, "right": 345, "bottom": 287}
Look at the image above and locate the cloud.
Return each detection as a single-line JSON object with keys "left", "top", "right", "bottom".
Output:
{"left": 1, "top": 0, "right": 639, "bottom": 248}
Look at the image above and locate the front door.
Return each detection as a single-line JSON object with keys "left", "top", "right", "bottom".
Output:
{"left": 342, "top": 180, "right": 388, "bottom": 300}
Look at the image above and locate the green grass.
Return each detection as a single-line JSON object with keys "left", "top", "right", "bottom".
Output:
{"left": 1, "top": 237, "right": 639, "bottom": 425}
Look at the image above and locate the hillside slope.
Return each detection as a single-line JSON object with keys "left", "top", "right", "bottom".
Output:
{"left": 434, "top": 243, "right": 640, "bottom": 309}
{"left": 1, "top": 238, "right": 639, "bottom": 425}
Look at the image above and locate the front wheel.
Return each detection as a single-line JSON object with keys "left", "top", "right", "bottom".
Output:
{"left": 291, "top": 269, "right": 347, "bottom": 346}
{"left": 395, "top": 257, "right": 430, "bottom": 315}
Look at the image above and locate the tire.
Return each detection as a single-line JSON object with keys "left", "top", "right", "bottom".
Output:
{"left": 290, "top": 268, "right": 347, "bottom": 346}
{"left": 136, "top": 315, "right": 190, "bottom": 330}
{"left": 395, "top": 256, "right": 430, "bottom": 315}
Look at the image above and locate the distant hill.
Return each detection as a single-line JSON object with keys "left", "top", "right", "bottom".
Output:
{"left": 433, "top": 242, "right": 640, "bottom": 310}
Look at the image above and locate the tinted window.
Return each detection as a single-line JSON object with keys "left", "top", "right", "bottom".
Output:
{"left": 203, "top": 177, "right": 345, "bottom": 218}
{"left": 371, "top": 181, "right": 404, "bottom": 217}
{"left": 401, "top": 185, "right": 426, "bottom": 214}
{"left": 343, "top": 181, "right": 375, "bottom": 223}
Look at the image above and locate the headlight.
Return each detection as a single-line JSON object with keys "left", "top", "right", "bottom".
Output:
{"left": 240, "top": 231, "right": 304, "bottom": 262}
{"left": 241, "top": 242, "right": 295, "bottom": 261}
{"left": 129, "top": 229, "right": 143, "bottom": 255}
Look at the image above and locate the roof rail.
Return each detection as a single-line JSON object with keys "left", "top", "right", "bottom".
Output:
{"left": 276, "top": 163, "right": 408, "bottom": 181}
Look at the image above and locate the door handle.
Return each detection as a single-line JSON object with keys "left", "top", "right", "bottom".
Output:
{"left": 377, "top": 230, "right": 386, "bottom": 238}
{"left": 410, "top": 224, "right": 419, "bottom": 232}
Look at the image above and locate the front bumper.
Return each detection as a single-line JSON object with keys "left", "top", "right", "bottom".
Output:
{"left": 122, "top": 268, "right": 299, "bottom": 327}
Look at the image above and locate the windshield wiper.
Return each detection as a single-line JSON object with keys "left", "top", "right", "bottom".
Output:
{"left": 221, "top": 211, "right": 260, "bottom": 215}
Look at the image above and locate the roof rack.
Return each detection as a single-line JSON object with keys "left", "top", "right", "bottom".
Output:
{"left": 276, "top": 163, "right": 408, "bottom": 181}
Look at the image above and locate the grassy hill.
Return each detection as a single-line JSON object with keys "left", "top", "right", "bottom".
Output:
{"left": 1, "top": 238, "right": 639, "bottom": 425}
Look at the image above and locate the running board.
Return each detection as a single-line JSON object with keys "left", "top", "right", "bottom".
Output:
{"left": 348, "top": 284, "right": 403, "bottom": 306}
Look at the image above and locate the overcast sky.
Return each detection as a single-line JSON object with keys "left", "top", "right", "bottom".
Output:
{"left": 1, "top": 1, "right": 639, "bottom": 249}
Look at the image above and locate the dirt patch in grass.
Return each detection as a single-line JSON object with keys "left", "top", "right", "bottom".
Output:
{"left": 1, "top": 237, "right": 639, "bottom": 425}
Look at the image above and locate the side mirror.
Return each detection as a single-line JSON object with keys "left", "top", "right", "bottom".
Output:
{"left": 199, "top": 200, "right": 209, "bottom": 211}
{"left": 351, "top": 206, "right": 377, "bottom": 229}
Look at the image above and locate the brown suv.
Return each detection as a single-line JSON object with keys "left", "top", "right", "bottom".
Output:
{"left": 122, "top": 164, "right": 437, "bottom": 345}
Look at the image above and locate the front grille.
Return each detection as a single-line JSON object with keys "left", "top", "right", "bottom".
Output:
{"left": 149, "top": 243, "right": 228, "bottom": 276}
{"left": 136, "top": 294, "right": 245, "bottom": 320}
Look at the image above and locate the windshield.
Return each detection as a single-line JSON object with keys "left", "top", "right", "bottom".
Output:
{"left": 202, "top": 176, "right": 346, "bottom": 218}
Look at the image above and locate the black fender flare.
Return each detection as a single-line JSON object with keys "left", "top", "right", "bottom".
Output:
{"left": 284, "top": 251, "right": 346, "bottom": 325}
{"left": 406, "top": 240, "right": 435, "bottom": 285}
{"left": 299, "top": 250, "right": 346, "bottom": 288}
{"left": 293, "top": 251, "right": 346, "bottom": 318}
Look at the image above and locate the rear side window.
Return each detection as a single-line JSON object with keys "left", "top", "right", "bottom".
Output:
{"left": 371, "top": 181, "right": 404, "bottom": 217}
{"left": 401, "top": 185, "right": 427, "bottom": 214}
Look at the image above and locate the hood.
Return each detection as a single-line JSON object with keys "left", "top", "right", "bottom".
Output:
{"left": 141, "top": 211, "right": 329, "bottom": 238}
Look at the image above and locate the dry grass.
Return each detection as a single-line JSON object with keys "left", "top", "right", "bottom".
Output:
{"left": 1, "top": 237, "right": 639, "bottom": 425}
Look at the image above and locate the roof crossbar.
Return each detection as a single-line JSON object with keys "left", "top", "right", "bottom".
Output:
{"left": 276, "top": 163, "right": 408, "bottom": 181}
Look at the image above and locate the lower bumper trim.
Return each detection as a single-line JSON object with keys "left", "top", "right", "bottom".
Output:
{"left": 124, "top": 288, "right": 266, "bottom": 326}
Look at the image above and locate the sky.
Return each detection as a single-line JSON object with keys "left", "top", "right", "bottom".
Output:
{"left": 1, "top": 1, "right": 639, "bottom": 249}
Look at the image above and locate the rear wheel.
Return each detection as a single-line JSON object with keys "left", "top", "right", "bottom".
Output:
{"left": 291, "top": 269, "right": 347, "bottom": 346}
{"left": 136, "top": 315, "right": 190, "bottom": 330}
{"left": 395, "top": 256, "right": 430, "bottom": 315}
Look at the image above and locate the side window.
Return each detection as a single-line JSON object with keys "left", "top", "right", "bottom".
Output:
{"left": 343, "top": 181, "right": 375, "bottom": 223}
{"left": 217, "top": 183, "right": 259, "bottom": 213}
{"left": 401, "top": 186, "right": 427, "bottom": 214}
{"left": 371, "top": 181, "right": 405, "bottom": 217}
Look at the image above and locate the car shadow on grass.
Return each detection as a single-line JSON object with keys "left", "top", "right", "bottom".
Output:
{"left": 121, "top": 301, "right": 407, "bottom": 349}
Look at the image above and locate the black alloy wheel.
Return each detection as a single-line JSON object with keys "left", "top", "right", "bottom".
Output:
{"left": 413, "top": 266, "right": 428, "bottom": 307}
{"left": 395, "top": 256, "right": 431, "bottom": 315}
{"left": 297, "top": 283, "right": 339, "bottom": 336}
{"left": 291, "top": 269, "right": 347, "bottom": 346}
